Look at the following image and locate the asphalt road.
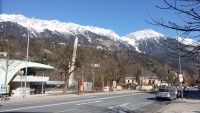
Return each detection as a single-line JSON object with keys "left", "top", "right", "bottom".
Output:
{"left": 0, "top": 91, "right": 169, "bottom": 113}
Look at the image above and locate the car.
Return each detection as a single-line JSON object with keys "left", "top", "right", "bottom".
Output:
{"left": 34, "top": 88, "right": 45, "bottom": 94}
{"left": 156, "top": 86, "right": 177, "bottom": 101}
{"left": 194, "top": 85, "right": 198, "bottom": 88}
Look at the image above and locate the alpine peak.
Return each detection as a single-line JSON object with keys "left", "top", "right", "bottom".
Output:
{"left": 124, "top": 29, "right": 166, "bottom": 40}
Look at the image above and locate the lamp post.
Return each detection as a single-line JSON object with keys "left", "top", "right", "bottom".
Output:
{"left": 141, "top": 66, "right": 143, "bottom": 90}
{"left": 176, "top": 30, "right": 183, "bottom": 99}
{"left": 24, "top": 29, "right": 30, "bottom": 97}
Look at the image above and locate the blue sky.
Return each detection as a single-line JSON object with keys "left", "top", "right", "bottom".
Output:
{"left": 0, "top": 0, "right": 182, "bottom": 37}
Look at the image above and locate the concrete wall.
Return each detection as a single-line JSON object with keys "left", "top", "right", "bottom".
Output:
{"left": 142, "top": 85, "right": 153, "bottom": 91}
{"left": 10, "top": 82, "right": 30, "bottom": 97}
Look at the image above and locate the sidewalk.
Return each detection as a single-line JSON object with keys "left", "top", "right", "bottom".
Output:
{"left": 156, "top": 90, "right": 200, "bottom": 113}
{"left": 156, "top": 98, "right": 200, "bottom": 113}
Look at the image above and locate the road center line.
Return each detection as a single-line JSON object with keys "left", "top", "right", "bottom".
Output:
{"left": 0, "top": 93, "right": 142, "bottom": 112}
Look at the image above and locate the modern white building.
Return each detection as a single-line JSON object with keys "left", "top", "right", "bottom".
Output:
{"left": 0, "top": 59, "right": 54, "bottom": 97}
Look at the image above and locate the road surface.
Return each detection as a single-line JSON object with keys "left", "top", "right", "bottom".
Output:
{"left": 0, "top": 91, "right": 169, "bottom": 113}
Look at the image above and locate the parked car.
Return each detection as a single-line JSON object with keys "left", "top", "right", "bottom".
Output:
{"left": 34, "top": 88, "right": 45, "bottom": 94}
{"left": 194, "top": 85, "right": 198, "bottom": 88}
{"left": 156, "top": 86, "right": 177, "bottom": 101}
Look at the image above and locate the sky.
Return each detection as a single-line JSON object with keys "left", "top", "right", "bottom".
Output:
{"left": 0, "top": 0, "right": 183, "bottom": 37}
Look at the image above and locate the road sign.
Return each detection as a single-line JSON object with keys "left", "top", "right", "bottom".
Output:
{"left": 1, "top": 85, "right": 6, "bottom": 94}
{"left": 179, "top": 74, "right": 183, "bottom": 82}
{"left": 0, "top": 52, "right": 7, "bottom": 57}
{"left": 113, "top": 81, "right": 116, "bottom": 87}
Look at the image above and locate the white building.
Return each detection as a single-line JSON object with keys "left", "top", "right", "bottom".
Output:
{"left": 0, "top": 59, "right": 54, "bottom": 97}
{"left": 125, "top": 76, "right": 137, "bottom": 84}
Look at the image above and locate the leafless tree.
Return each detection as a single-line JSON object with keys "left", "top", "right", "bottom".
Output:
{"left": 148, "top": 0, "right": 200, "bottom": 61}
{"left": 148, "top": 0, "right": 200, "bottom": 36}
{"left": 55, "top": 43, "right": 80, "bottom": 93}
{"left": 0, "top": 34, "right": 21, "bottom": 94}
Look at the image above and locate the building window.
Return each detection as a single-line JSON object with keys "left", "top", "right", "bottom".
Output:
{"left": 149, "top": 80, "right": 151, "bottom": 84}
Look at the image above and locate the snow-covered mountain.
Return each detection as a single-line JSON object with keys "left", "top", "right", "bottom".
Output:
{"left": 0, "top": 14, "right": 199, "bottom": 56}
{"left": 1, "top": 14, "right": 200, "bottom": 74}
{"left": 120, "top": 29, "right": 200, "bottom": 54}
{"left": 177, "top": 37, "right": 199, "bottom": 46}
{"left": 0, "top": 14, "right": 126, "bottom": 50}
{"left": 120, "top": 29, "right": 167, "bottom": 54}
{"left": 123, "top": 29, "right": 165, "bottom": 40}
{"left": 0, "top": 14, "right": 119, "bottom": 41}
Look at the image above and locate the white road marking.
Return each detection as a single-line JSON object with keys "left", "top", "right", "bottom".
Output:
{"left": 107, "top": 103, "right": 129, "bottom": 109}
{"left": 0, "top": 93, "right": 144, "bottom": 112}
{"left": 57, "top": 108, "right": 77, "bottom": 113}
{"left": 76, "top": 101, "right": 101, "bottom": 105}
{"left": 119, "top": 103, "right": 129, "bottom": 107}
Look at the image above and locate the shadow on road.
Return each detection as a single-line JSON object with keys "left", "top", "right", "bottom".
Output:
{"left": 146, "top": 97, "right": 156, "bottom": 100}
{"left": 0, "top": 112, "right": 51, "bottom": 113}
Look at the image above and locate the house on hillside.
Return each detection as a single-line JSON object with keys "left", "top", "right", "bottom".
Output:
{"left": 125, "top": 76, "right": 137, "bottom": 84}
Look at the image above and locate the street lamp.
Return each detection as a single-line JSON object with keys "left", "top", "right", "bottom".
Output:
{"left": 24, "top": 29, "right": 30, "bottom": 97}
{"left": 176, "top": 30, "right": 183, "bottom": 99}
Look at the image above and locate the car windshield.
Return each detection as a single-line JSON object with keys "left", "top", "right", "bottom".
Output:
{"left": 159, "top": 88, "right": 169, "bottom": 92}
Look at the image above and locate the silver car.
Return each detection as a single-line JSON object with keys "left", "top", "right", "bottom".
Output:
{"left": 156, "top": 87, "right": 177, "bottom": 101}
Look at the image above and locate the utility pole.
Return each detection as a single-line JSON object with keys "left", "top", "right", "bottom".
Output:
{"left": 102, "top": 76, "right": 104, "bottom": 91}
{"left": 81, "top": 65, "right": 84, "bottom": 92}
{"left": 176, "top": 30, "right": 183, "bottom": 99}
{"left": 24, "top": 29, "right": 30, "bottom": 97}
{"left": 42, "top": 73, "right": 44, "bottom": 95}
{"left": 141, "top": 66, "right": 143, "bottom": 90}
{"left": 92, "top": 64, "right": 95, "bottom": 91}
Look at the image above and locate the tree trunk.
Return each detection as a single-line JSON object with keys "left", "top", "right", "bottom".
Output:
{"left": 63, "top": 74, "right": 67, "bottom": 94}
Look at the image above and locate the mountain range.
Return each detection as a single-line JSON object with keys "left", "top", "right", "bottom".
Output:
{"left": 0, "top": 14, "right": 199, "bottom": 63}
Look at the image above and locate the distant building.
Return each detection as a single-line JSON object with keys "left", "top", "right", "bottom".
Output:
{"left": 125, "top": 76, "right": 137, "bottom": 84}
{"left": 140, "top": 75, "right": 160, "bottom": 85}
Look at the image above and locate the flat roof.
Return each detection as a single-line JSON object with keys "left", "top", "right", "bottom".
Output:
{"left": 0, "top": 59, "right": 54, "bottom": 85}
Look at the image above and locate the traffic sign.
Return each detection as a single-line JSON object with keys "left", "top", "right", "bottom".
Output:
{"left": 179, "top": 74, "right": 183, "bottom": 82}
{"left": 113, "top": 81, "right": 116, "bottom": 86}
